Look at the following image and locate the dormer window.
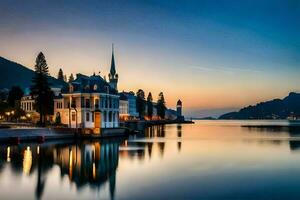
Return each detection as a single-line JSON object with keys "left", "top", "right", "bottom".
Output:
{"left": 93, "top": 84, "right": 98, "bottom": 91}
{"left": 69, "top": 84, "right": 74, "bottom": 93}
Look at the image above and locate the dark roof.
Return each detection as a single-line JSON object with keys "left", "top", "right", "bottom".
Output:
{"left": 177, "top": 99, "right": 182, "bottom": 105}
{"left": 63, "top": 73, "right": 118, "bottom": 95}
{"left": 119, "top": 92, "right": 128, "bottom": 100}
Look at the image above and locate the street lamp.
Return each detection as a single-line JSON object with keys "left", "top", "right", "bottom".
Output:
{"left": 5, "top": 112, "right": 10, "bottom": 121}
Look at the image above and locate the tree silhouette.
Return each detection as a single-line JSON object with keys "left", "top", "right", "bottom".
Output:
{"left": 57, "top": 68, "right": 64, "bottom": 81}
{"left": 8, "top": 86, "right": 23, "bottom": 108}
{"left": 147, "top": 92, "right": 153, "bottom": 119}
{"left": 69, "top": 73, "right": 74, "bottom": 82}
{"left": 30, "top": 52, "right": 54, "bottom": 126}
{"left": 136, "top": 89, "right": 145, "bottom": 119}
{"left": 157, "top": 92, "right": 166, "bottom": 119}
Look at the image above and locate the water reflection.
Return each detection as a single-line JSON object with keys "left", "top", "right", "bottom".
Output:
{"left": 2, "top": 121, "right": 300, "bottom": 199}
{"left": 177, "top": 124, "right": 182, "bottom": 152}
{"left": 0, "top": 139, "right": 123, "bottom": 200}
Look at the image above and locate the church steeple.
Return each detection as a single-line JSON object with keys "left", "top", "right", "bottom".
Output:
{"left": 108, "top": 44, "right": 118, "bottom": 91}
{"left": 110, "top": 44, "right": 116, "bottom": 76}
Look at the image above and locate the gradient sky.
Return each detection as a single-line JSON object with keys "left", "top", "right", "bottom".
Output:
{"left": 0, "top": 0, "right": 299, "bottom": 117}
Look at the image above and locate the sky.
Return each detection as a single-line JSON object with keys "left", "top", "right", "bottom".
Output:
{"left": 0, "top": 0, "right": 299, "bottom": 117}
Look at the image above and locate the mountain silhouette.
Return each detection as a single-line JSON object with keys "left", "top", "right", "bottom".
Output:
{"left": 0, "top": 56, "right": 66, "bottom": 90}
{"left": 219, "top": 92, "right": 300, "bottom": 119}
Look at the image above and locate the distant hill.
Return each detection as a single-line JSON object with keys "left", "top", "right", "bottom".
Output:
{"left": 0, "top": 56, "right": 66, "bottom": 91}
{"left": 219, "top": 92, "right": 300, "bottom": 119}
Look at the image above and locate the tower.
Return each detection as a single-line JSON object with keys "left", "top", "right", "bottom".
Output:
{"left": 176, "top": 99, "right": 184, "bottom": 120}
{"left": 108, "top": 44, "right": 118, "bottom": 91}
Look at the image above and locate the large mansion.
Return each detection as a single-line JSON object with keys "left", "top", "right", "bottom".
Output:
{"left": 20, "top": 47, "right": 183, "bottom": 129}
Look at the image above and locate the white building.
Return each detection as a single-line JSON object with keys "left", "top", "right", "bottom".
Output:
{"left": 120, "top": 91, "right": 138, "bottom": 120}
{"left": 54, "top": 48, "right": 120, "bottom": 129}
{"left": 119, "top": 93, "right": 129, "bottom": 121}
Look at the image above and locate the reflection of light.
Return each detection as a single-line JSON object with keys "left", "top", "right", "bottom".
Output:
{"left": 125, "top": 140, "right": 128, "bottom": 147}
{"left": 7, "top": 146, "right": 11, "bottom": 162}
{"left": 37, "top": 146, "right": 40, "bottom": 155}
{"left": 69, "top": 150, "right": 73, "bottom": 179}
{"left": 93, "top": 162, "right": 96, "bottom": 180}
{"left": 23, "top": 146, "right": 32, "bottom": 175}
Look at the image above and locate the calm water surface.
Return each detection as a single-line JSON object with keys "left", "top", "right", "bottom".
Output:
{"left": 1, "top": 120, "right": 300, "bottom": 200}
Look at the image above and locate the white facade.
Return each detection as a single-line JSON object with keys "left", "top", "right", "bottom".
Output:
{"left": 54, "top": 93, "right": 119, "bottom": 128}
{"left": 20, "top": 95, "right": 34, "bottom": 112}
{"left": 119, "top": 99, "right": 129, "bottom": 120}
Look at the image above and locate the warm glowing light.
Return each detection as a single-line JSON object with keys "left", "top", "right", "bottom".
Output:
{"left": 7, "top": 146, "right": 11, "bottom": 162}
{"left": 26, "top": 113, "right": 31, "bottom": 118}
{"left": 11, "top": 110, "right": 15, "bottom": 115}
{"left": 37, "top": 146, "right": 40, "bottom": 155}
{"left": 23, "top": 146, "right": 32, "bottom": 175}
{"left": 5, "top": 112, "right": 10, "bottom": 116}
{"left": 69, "top": 150, "right": 73, "bottom": 179}
{"left": 93, "top": 162, "right": 96, "bottom": 180}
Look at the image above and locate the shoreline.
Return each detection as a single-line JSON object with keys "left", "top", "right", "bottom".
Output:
{"left": 0, "top": 119, "right": 194, "bottom": 144}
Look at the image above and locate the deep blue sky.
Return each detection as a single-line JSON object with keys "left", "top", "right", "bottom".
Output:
{"left": 0, "top": 0, "right": 299, "bottom": 117}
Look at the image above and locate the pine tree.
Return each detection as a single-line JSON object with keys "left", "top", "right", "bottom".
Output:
{"left": 136, "top": 89, "right": 146, "bottom": 119}
{"left": 30, "top": 52, "right": 54, "bottom": 126}
{"left": 57, "top": 68, "right": 64, "bottom": 81}
{"left": 69, "top": 73, "right": 74, "bottom": 82}
{"left": 157, "top": 92, "right": 166, "bottom": 119}
{"left": 147, "top": 92, "right": 153, "bottom": 120}
{"left": 8, "top": 86, "right": 23, "bottom": 108}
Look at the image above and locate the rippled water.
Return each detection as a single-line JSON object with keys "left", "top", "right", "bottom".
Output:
{"left": 1, "top": 120, "right": 300, "bottom": 200}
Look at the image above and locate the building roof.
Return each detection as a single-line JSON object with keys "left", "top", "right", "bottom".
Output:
{"left": 63, "top": 73, "right": 118, "bottom": 95}
{"left": 119, "top": 92, "right": 128, "bottom": 100}
{"left": 177, "top": 99, "right": 182, "bottom": 106}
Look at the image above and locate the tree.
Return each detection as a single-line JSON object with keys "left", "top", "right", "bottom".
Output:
{"left": 30, "top": 52, "right": 54, "bottom": 126}
{"left": 64, "top": 75, "right": 67, "bottom": 82}
{"left": 68, "top": 73, "right": 74, "bottom": 82}
{"left": 147, "top": 92, "right": 153, "bottom": 120}
{"left": 8, "top": 86, "right": 23, "bottom": 108}
{"left": 136, "top": 89, "right": 146, "bottom": 119}
{"left": 157, "top": 92, "right": 166, "bottom": 119}
{"left": 57, "top": 68, "right": 64, "bottom": 81}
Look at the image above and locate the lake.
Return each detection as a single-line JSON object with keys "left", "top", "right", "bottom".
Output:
{"left": 1, "top": 120, "right": 300, "bottom": 200}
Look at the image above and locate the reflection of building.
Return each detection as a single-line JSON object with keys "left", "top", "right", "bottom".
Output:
{"left": 53, "top": 141, "right": 120, "bottom": 198}
{"left": 0, "top": 140, "right": 122, "bottom": 200}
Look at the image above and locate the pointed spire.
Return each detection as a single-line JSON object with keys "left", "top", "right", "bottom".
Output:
{"left": 110, "top": 43, "right": 116, "bottom": 76}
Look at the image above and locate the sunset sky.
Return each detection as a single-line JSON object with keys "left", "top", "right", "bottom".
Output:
{"left": 0, "top": 0, "right": 299, "bottom": 117}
